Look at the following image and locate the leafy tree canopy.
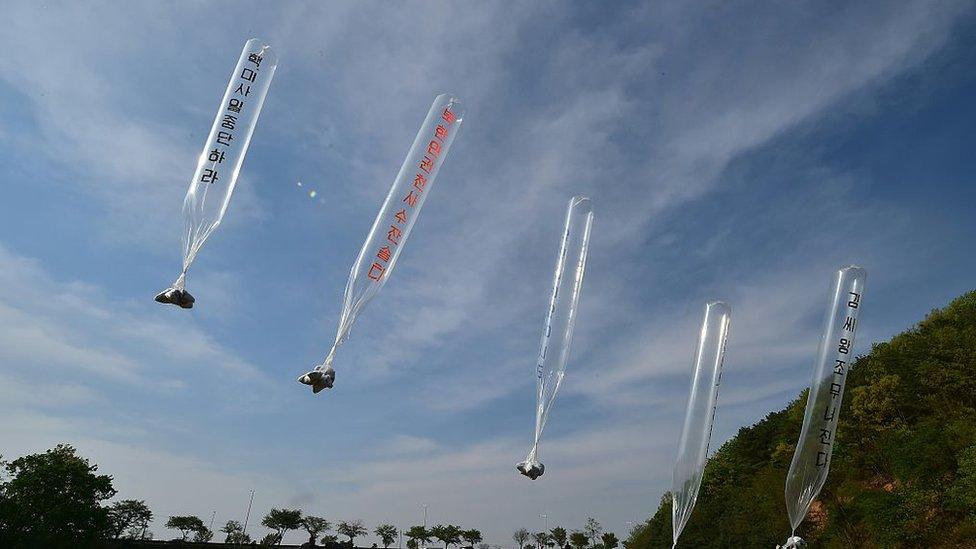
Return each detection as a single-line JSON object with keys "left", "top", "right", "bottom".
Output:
{"left": 0, "top": 444, "right": 116, "bottom": 548}
{"left": 375, "top": 523, "right": 399, "bottom": 548}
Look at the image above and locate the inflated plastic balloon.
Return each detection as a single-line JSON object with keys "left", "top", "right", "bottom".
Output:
{"left": 298, "top": 94, "right": 465, "bottom": 393}
{"left": 783, "top": 265, "right": 866, "bottom": 544}
{"left": 517, "top": 196, "right": 594, "bottom": 480}
{"left": 671, "top": 301, "right": 731, "bottom": 548}
{"left": 156, "top": 39, "right": 277, "bottom": 308}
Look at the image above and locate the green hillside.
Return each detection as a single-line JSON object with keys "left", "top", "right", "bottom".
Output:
{"left": 626, "top": 291, "right": 976, "bottom": 548}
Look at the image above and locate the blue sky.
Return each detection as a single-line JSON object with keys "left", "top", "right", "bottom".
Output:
{"left": 1, "top": 1, "right": 975, "bottom": 545}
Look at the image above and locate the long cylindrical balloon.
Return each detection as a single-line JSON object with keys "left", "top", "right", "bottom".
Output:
{"left": 298, "top": 94, "right": 465, "bottom": 393}
{"left": 517, "top": 195, "right": 594, "bottom": 480}
{"left": 671, "top": 301, "right": 731, "bottom": 548}
{"left": 783, "top": 265, "right": 867, "bottom": 544}
{"left": 156, "top": 38, "right": 277, "bottom": 309}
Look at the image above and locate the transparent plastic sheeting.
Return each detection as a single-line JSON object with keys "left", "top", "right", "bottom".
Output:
{"left": 298, "top": 94, "right": 465, "bottom": 393}
{"left": 517, "top": 196, "right": 594, "bottom": 480}
{"left": 783, "top": 266, "right": 867, "bottom": 545}
{"left": 672, "top": 302, "right": 731, "bottom": 548}
{"left": 156, "top": 39, "right": 277, "bottom": 309}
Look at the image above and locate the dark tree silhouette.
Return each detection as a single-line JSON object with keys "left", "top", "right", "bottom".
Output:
{"left": 222, "top": 519, "right": 252, "bottom": 544}
{"left": 0, "top": 444, "right": 116, "bottom": 547}
{"left": 375, "top": 523, "right": 399, "bottom": 548}
{"left": 462, "top": 528, "right": 483, "bottom": 548}
{"left": 262, "top": 508, "right": 303, "bottom": 545}
{"left": 106, "top": 499, "right": 153, "bottom": 539}
{"left": 550, "top": 527, "right": 568, "bottom": 549}
{"left": 303, "top": 516, "right": 332, "bottom": 545}
{"left": 338, "top": 519, "right": 368, "bottom": 546}
{"left": 406, "top": 525, "right": 432, "bottom": 548}
{"left": 167, "top": 515, "right": 206, "bottom": 542}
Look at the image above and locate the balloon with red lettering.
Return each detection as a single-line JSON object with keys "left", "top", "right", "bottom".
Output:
{"left": 298, "top": 94, "right": 465, "bottom": 393}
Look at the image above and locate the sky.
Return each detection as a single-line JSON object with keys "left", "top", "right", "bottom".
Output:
{"left": 1, "top": 1, "right": 975, "bottom": 545}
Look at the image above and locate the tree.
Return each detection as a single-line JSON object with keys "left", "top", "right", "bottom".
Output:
{"left": 533, "top": 532, "right": 551, "bottom": 549}
{"left": 167, "top": 515, "right": 206, "bottom": 542}
{"left": 263, "top": 508, "right": 304, "bottom": 545}
{"left": 513, "top": 528, "right": 531, "bottom": 549}
{"left": 462, "top": 528, "right": 483, "bottom": 548}
{"left": 106, "top": 499, "right": 153, "bottom": 539}
{"left": 406, "top": 525, "right": 432, "bottom": 548}
{"left": 600, "top": 533, "right": 618, "bottom": 549}
{"left": 304, "top": 515, "right": 333, "bottom": 545}
{"left": 194, "top": 524, "right": 215, "bottom": 542}
{"left": 322, "top": 534, "right": 343, "bottom": 549}
{"left": 338, "top": 519, "right": 368, "bottom": 546}
{"left": 430, "top": 524, "right": 463, "bottom": 549}
{"left": 375, "top": 523, "right": 399, "bottom": 548}
{"left": 583, "top": 518, "right": 602, "bottom": 546}
{"left": 0, "top": 444, "right": 116, "bottom": 547}
{"left": 262, "top": 532, "right": 284, "bottom": 546}
{"left": 222, "top": 520, "right": 253, "bottom": 544}
{"left": 569, "top": 532, "right": 588, "bottom": 549}
{"left": 550, "top": 527, "right": 567, "bottom": 549}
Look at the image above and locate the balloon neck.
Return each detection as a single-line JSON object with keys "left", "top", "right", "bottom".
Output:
{"left": 174, "top": 272, "right": 187, "bottom": 291}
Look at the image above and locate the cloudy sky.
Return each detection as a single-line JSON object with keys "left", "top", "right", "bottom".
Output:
{"left": 1, "top": 1, "right": 975, "bottom": 545}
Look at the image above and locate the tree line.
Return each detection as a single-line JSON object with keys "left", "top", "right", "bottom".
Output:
{"left": 509, "top": 518, "right": 618, "bottom": 549}
{"left": 0, "top": 444, "right": 487, "bottom": 547}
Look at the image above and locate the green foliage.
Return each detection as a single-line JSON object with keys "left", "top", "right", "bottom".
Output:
{"left": 106, "top": 499, "right": 153, "bottom": 540}
{"left": 431, "top": 524, "right": 463, "bottom": 549}
{"left": 222, "top": 519, "right": 253, "bottom": 544}
{"left": 0, "top": 444, "right": 116, "bottom": 548}
{"left": 192, "top": 524, "right": 214, "bottom": 542}
{"left": 167, "top": 515, "right": 206, "bottom": 542}
{"left": 550, "top": 526, "right": 568, "bottom": 548}
{"left": 625, "top": 291, "right": 976, "bottom": 548}
{"left": 263, "top": 507, "right": 303, "bottom": 543}
{"left": 568, "top": 531, "right": 588, "bottom": 549}
{"left": 406, "top": 525, "right": 432, "bottom": 546}
{"left": 304, "top": 515, "right": 333, "bottom": 544}
{"left": 376, "top": 523, "right": 399, "bottom": 548}
{"left": 338, "top": 519, "right": 368, "bottom": 544}
{"left": 463, "top": 528, "right": 483, "bottom": 547}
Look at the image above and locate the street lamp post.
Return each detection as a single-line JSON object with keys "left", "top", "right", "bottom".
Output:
{"left": 242, "top": 490, "right": 255, "bottom": 539}
{"left": 540, "top": 514, "right": 548, "bottom": 533}
{"left": 422, "top": 504, "right": 429, "bottom": 549}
